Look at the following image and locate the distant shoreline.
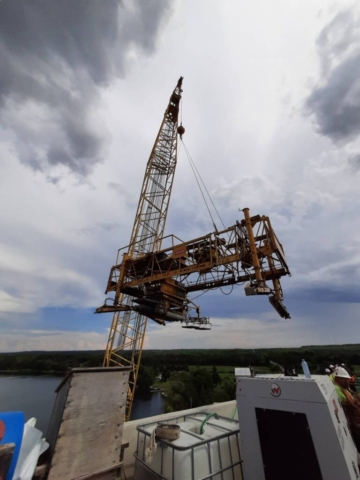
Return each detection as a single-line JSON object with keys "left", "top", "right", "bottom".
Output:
{"left": 0, "top": 370, "right": 64, "bottom": 376}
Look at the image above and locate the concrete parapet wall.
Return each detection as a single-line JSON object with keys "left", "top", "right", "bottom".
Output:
{"left": 122, "top": 400, "right": 237, "bottom": 480}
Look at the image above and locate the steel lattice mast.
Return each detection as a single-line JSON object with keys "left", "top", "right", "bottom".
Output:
{"left": 103, "top": 77, "right": 183, "bottom": 420}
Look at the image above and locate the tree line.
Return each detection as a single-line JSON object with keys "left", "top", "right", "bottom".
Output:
{"left": 2, "top": 346, "right": 359, "bottom": 412}
{"left": 1, "top": 345, "right": 359, "bottom": 376}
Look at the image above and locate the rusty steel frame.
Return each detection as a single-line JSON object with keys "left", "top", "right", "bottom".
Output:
{"left": 103, "top": 78, "right": 183, "bottom": 420}
{"left": 105, "top": 209, "right": 290, "bottom": 316}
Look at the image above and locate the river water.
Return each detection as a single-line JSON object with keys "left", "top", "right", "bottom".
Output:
{"left": 0, "top": 375, "right": 165, "bottom": 435}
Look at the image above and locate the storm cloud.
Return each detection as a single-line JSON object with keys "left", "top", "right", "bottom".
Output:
{"left": 305, "top": 8, "right": 360, "bottom": 144}
{"left": 349, "top": 153, "right": 360, "bottom": 171}
{"left": 0, "top": 0, "right": 174, "bottom": 176}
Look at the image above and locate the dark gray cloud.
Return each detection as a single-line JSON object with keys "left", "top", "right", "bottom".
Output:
{"left": 0, "top": 0, "right": 173, "bottom": 176}
{"left": 287, "top": 285, "right": 360, "bottom": 304}
{"left": 348, "top": 153, "right": 360, "bottom": 171}
{"left": 305, "top": 8, "right": 360, "bottom": 144}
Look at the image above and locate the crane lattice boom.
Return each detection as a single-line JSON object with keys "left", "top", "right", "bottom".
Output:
{"left": 102, "top": 78, "right": 183, "bottom": 420}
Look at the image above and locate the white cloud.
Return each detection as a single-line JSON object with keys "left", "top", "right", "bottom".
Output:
{"left": 0, "top": 330, "right": 108, "bottom": 352}
{"left": 143, "top": 312, "right": 358, "bottom": 350}
{"left": 0, "top": 291, "right": 35, "bottom": 314}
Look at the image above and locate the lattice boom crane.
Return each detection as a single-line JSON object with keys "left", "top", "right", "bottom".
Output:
{"left": 98, "top": 78, "right": 292, "bottom": 420}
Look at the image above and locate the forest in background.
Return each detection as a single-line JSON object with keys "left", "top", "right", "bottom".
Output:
{"left": 1, "top": 344, "right": 359, "bottom": 375}
{"left": 1, "top": 346, "right": 359, "bottom": 412}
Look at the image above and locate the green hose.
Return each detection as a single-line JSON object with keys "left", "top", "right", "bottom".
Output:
{"left": 231, "top": 405, "right": 238, "bottom": 419}
{"left": 200, "top": 413, "right": 218, "bottom": 434}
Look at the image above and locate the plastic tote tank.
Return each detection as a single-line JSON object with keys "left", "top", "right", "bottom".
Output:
{"left": 134, "top": 412, "right": 242, "bottom": 480}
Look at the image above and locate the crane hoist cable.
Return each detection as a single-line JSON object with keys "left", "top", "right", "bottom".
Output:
{"left": 181, "top": 139, "right": 241, "bottom": 286}
{"left": 181, "top": 139, "right": 227, "bottom": 232}
{"left": 180, "top": 140, "right": 240, "bottom": 298}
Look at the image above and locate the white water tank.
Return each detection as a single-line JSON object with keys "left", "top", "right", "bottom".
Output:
{"left": 134, "top": 412, "right": 242, "bottom": 480}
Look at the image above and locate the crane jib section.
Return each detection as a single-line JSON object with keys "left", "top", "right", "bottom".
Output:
{"left": 102, "top": 77, "right": 184, "bottom": 421}
{"left": 128, "top": 78, "right": 183, "bottom": 258}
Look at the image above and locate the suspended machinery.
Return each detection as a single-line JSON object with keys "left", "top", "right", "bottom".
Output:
{"left": 97, "top": 78, "right": 291, "bottom": 419}
{"left": 98, "top": 210, "right": 291, "bottom": 322}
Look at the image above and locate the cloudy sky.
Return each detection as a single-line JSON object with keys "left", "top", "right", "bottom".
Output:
{"left": 1, "top": 0, "right": 360, "bottom": 352}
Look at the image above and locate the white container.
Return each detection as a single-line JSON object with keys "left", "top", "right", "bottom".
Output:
{"left": 301, "top": 359, "right": 311, "bottom": 379}
{"left": 134, "top": 413, "right": 241, "bottom": 480}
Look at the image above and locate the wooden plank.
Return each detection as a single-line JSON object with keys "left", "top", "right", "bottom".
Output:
{"left": 48, "top": 368, "right": 129, "bottom": 480}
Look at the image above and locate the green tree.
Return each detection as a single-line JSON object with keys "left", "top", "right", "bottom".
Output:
{"left": 212, "top": 366, "right": 221, "bottom": 387}
{"left": 161, "top": 366, "right": 171, "bottom": 382}
{"left": 136, "top": 366, "right": 155, "bottom": 394}
{"left": 191, "top": 368, "right": 214, "bottom": 406}
{"left": 213, "top": 376, "right": 236, "bottom": 402}
{"left": 165, "top": 368, "right": 214, "bottom": 412}
{"left": 165, "top": 371, "right": 197, "bottom": 412}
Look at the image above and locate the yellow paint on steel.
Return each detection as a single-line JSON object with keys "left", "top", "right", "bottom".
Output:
{"left": 242, "top": 207, "right": 264, "bottom": 286}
